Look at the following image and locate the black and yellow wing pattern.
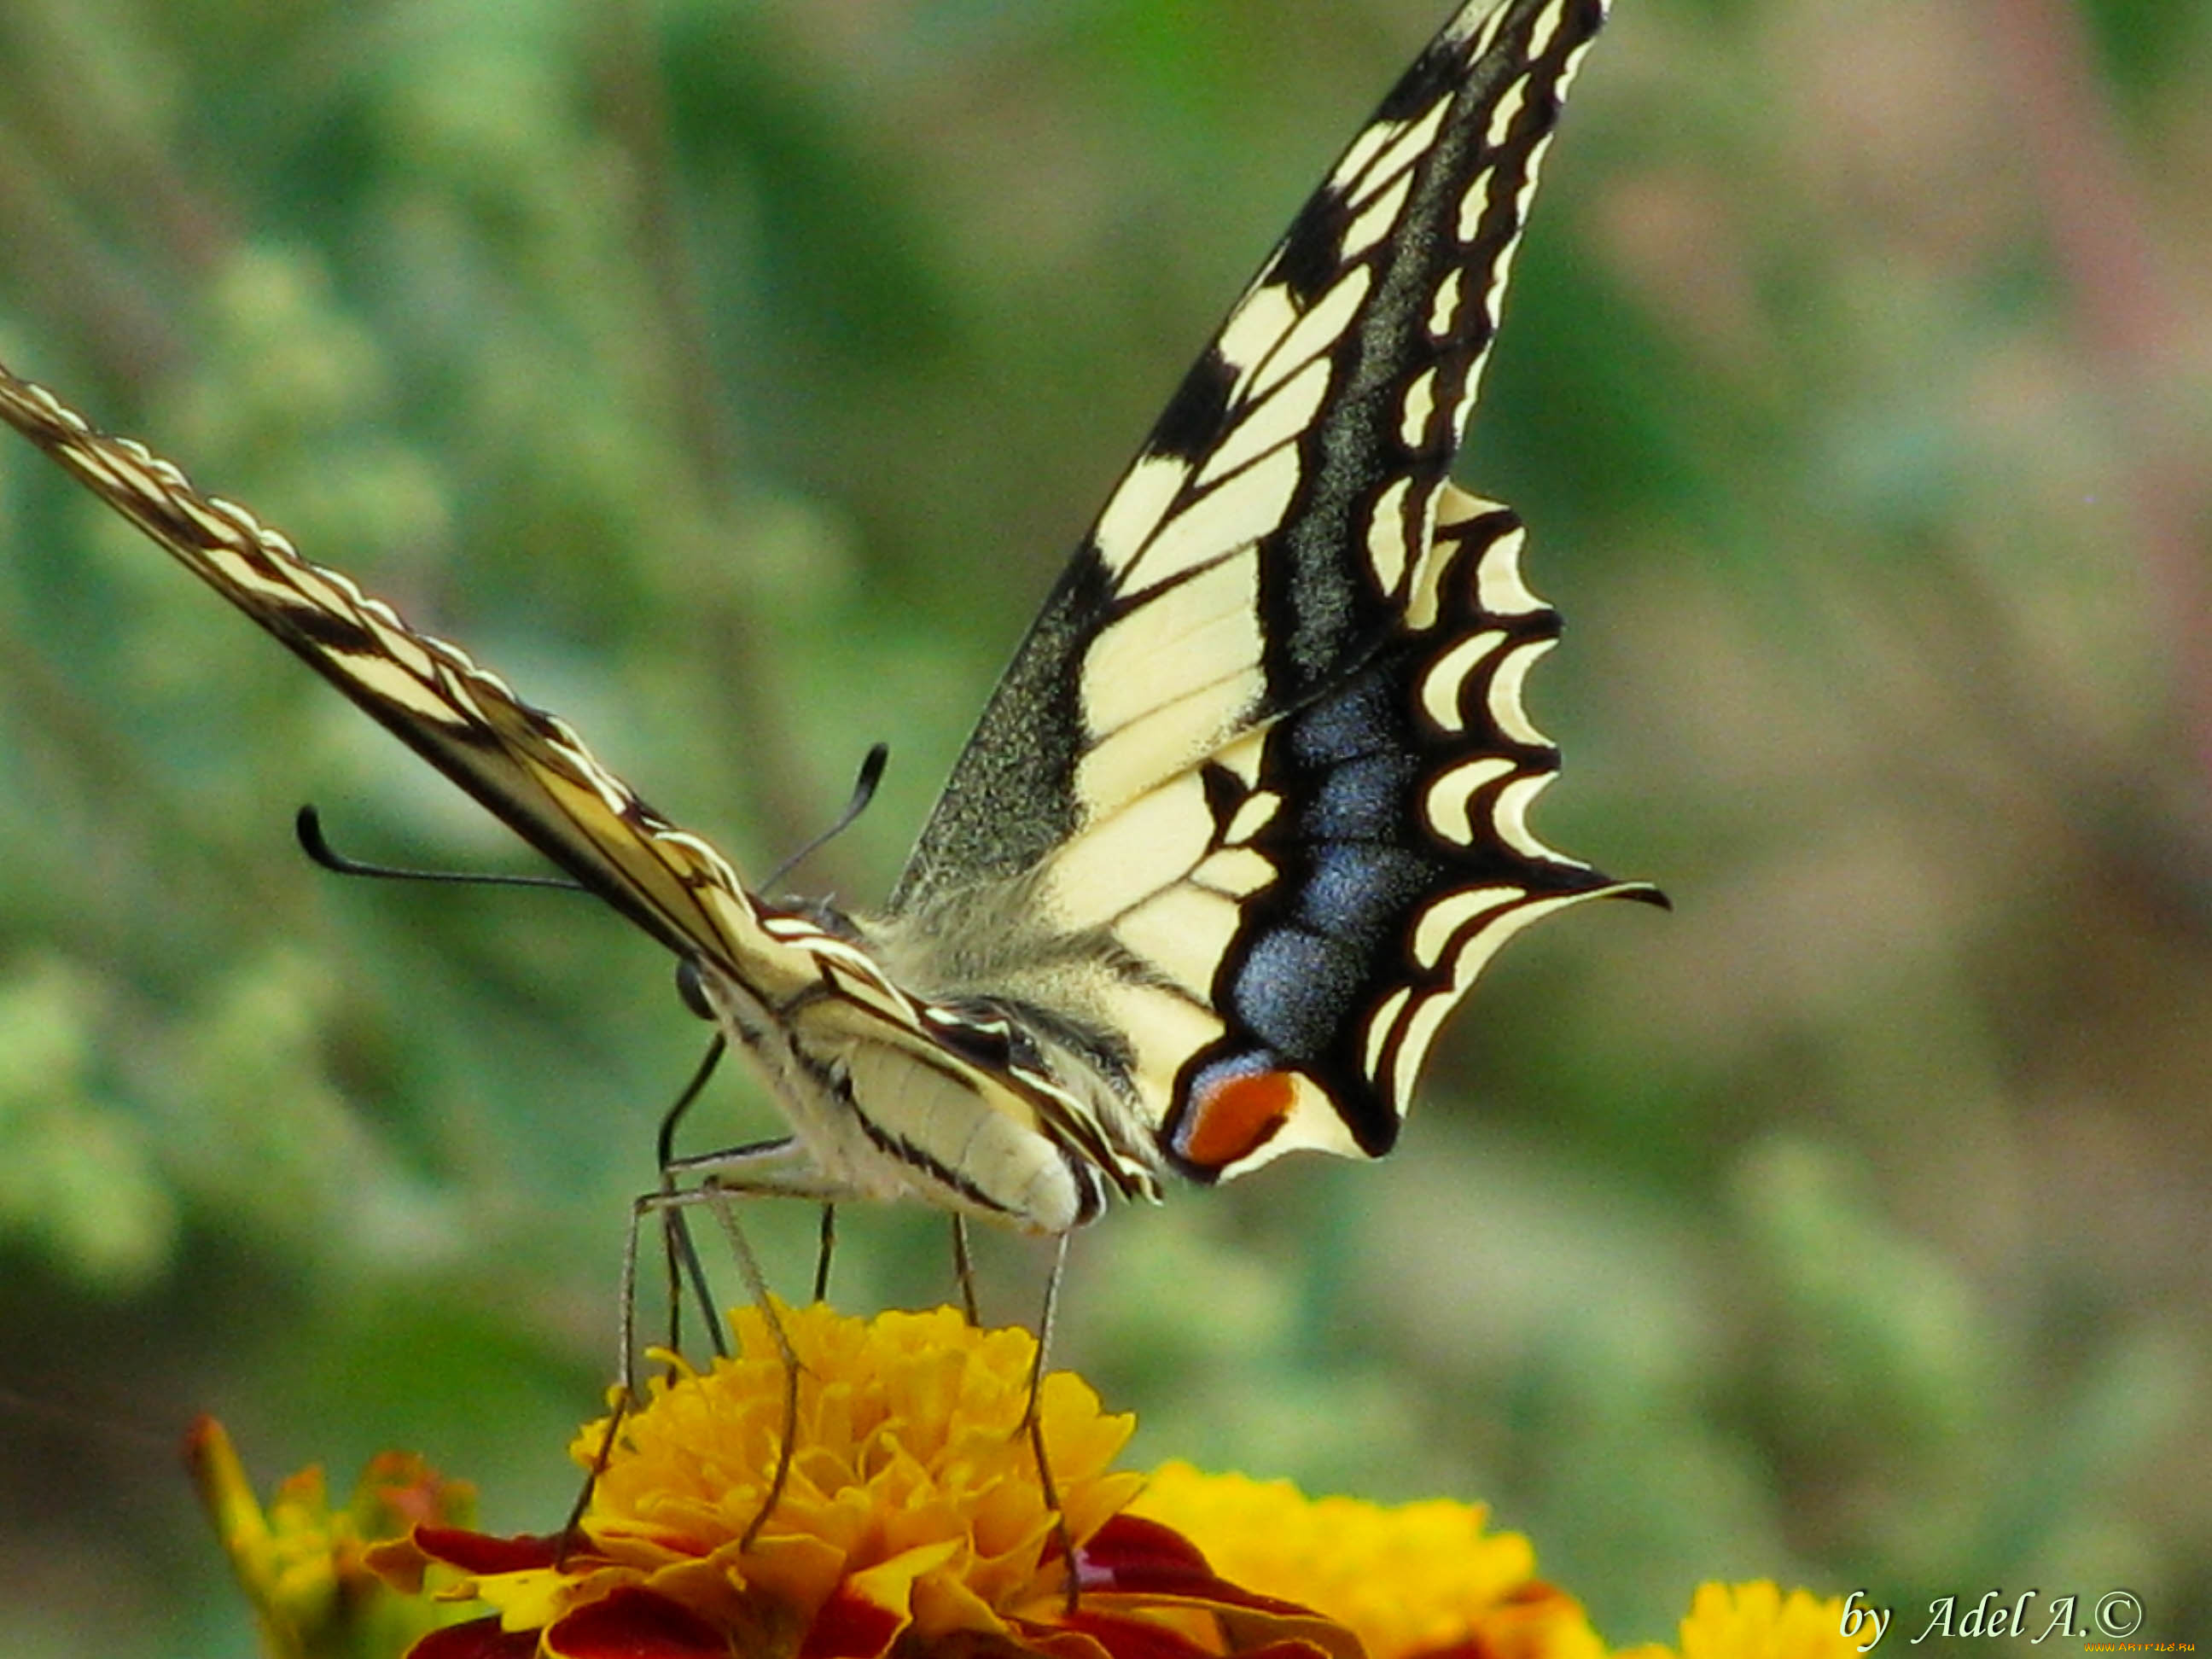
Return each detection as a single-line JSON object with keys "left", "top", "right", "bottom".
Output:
{"left": 0, "top": 0, "right": 1656, "bottom": 1236}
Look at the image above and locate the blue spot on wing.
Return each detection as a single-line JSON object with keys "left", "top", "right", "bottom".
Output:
{"left": 1300, "top": 843, "right": 1430, "bottom": 949}
{"left": 1307, "top": 751, "right": 1418, "bottom": 840}
{"left": 1289, "top": 672, "right": 1395, "bottom": 765}
{"left": 1237, "top": 925, "right": 1364, "bottom": 1053}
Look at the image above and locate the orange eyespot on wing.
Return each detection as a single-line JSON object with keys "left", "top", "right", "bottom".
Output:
{"left": 1174, "top": 1067, "right": 1299, "bottom": 1173}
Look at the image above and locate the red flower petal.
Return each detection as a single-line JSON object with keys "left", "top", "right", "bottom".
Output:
{"left": 545, "top": 1586, "right": 731, "bottom": 1659}
{"left": 413, "top": 1527, "right": 574, "bottom": 1575}
{"left": 410, "top": 1615, "right": 540, "bottom": 1659}
{"left": 800, "top": 1587, "right": 905, "bottom": 1659}
{"left": 1079, "top": 1517, "right": 1322, "bottom": 1620}
{"left": 1049, "top": 1610, "right": 1226, "bottom": 1659}
{"left": 1078, "top": 1516, "right": 1215, "bottom": 1592}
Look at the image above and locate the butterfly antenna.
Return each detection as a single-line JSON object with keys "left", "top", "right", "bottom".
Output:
{"left": 295, "top": 804, "right": 587, "bottom": 892}
{"left": 762, "top": 742, "right": 889, "bottom": 893}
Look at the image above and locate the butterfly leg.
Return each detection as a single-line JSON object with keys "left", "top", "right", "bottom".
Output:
{"left": 562, "top": 1138, "right": 860, "bottom": 1558}
{"left": 811, "top": 1203, "right": 837, "bottom": 1304}
{"left": 1023, "top": 1233, "right": 1077, "bottom": 1611}
{"left": 558, "top": 1164, "right": 736, "bottom": 1564}
{"left": 950, "top": 1214, "right": 981, "bottom": 1324}
{"left": 655, "top": 1036, "right": 732, "bottom": 1360}
{"left": 559, "top": 1048, "right": 755, "bottom": 1559}
{"left": 653, "top": 1153, "right": 891, "bottom": 1549}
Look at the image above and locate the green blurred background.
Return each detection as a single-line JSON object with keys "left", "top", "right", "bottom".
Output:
{"left": 2, "top": 0, "right": 2207, "bottom": 1652}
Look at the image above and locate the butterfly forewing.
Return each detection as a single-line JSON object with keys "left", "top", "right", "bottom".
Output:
{"left": 894, "top": 0, "right": 1606, "bottom": 904}
{"left": 883, "top": 0, "right": 1653, "bottom": 1182}
{"left": 0, "top": 369, "right": 810, "bottom": 995}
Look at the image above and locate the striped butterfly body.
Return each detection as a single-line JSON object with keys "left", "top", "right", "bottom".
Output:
{"left": 0, "top": 0, "right": 1656, "bottom": 1242}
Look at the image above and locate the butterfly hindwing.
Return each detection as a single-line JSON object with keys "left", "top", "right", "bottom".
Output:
{"left": 1165, "top": 483, "right": 1662, "bottom": 1174}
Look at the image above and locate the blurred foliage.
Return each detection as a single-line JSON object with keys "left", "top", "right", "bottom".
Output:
{"left": 2, "top": 0, "right": 2209, "bottom": 1655}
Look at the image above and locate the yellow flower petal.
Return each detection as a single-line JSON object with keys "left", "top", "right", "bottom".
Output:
{"left": 1127, "top": 1460, "right": 1589, "bottom": 1659}
{"left": 1675, "top": 1581, "right": 1864, "bottom": 1659}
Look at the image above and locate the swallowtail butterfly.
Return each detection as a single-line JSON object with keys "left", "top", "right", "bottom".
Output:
{"left": 0, "top": 0, "right": 1656, "bottom": 1240}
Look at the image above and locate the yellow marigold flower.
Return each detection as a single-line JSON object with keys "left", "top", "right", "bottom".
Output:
{"left": 1668, "top": 1580, "right": 1865, "bottom": 1659}
{"left": 1127, "top": 1461, "right": 1604, "bottom": 1659}
{"left": 352, "top": 1301, "right": 1857, "bottom": 1659}
{"left": 374, "top": 1300, "right": 1169, "bottom": 1658}
{"left": 186, "top": 1416, "right": 475, "bottom": 1659}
